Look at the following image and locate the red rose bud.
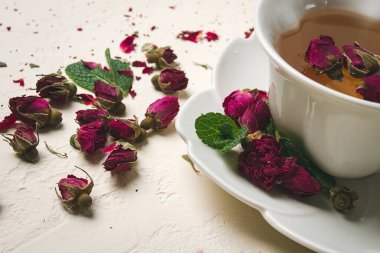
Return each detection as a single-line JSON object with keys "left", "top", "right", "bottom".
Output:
{"left": 141, "top": 96, "right": 180, "bottom": 130}
{"left": 357, "top": 75, "right": 380, "bottom": 103}
{"left": 9, "top": 96, "right": 62, "bottom": 126}
{"left": 151, "top": 68, "right": 188, "bottom": 93}
{"left": 103, "top": 142, "right": 137, "bottom": 173}
{"left": 305, "top": 35, "right": 343, "bottom": 80}
{"left": 93, "top": 81, "right": 125, "bottom": 114}
{"left": 36, "top": 72, "right": 77, "bottom": 104}
{"left": 73, "top": 120, "right": 107, "bottom": 153}
{"left": 223, "top": 89, "right": 255, "bottom": 123}
{"left": 281, "top": 157, "right": 321, "bottom": 196}
{"left": 343, "top": 42, "right": 380, "bottom": 78}
{"left": 56, "top": 168, "right": 94, "bottom": 211}
{"left": 108, "top": 117, "right": 145, "bottom": 142}
{"left": 240, "top": 90, "right": 270, "bottom": 133}
{"left": 142, "top": 43, "right": 178, "bottom": 69}
{"left": 237, "top": 134, "right": 285, "bottom": 190}
{"left": 2, "top": 124, "right": 39, "bottom": 162}
{"left": 75, "top": 109, "right": 109, "bottom": 125}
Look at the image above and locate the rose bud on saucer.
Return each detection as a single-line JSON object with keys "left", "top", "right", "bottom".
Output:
{"left": 103, "top": 142, "right": 137, "bottom": 173}
{"left": 151, "top": 68, "right": 188, "bottom": 93}
{"left": 56, "top": 168, "right": 94, "bottom": 211}
{"left": 142, "top": 43, "right": 178, "bottom": 69}
{"left": 93, "top": 81, "right": 125, "bottom": 114}
{"left": 305, "top": 35, "right": 344, "bottom": 80}
{"left": 36, "top": 72, "right": 77, "bottom": 104}
{"left": 140, "top": 96, "right": 180, "bottom": 130}
{"left": 70, "top": 120, "right": 107, "bottom": 153}
{"left": 108, "top": 117, "right": 146, "bottom": 142}
{"left": 330, "top": 185, "right": 359, "bottom": 212}
{"left": 240, "top": 90, "right": 270, "bottom": 133}
{"left": 223, "top": 89, "right": 255, "bottom": 123}
{"left": 357, "top": 75, "right": 380, "bottom": 103}
{"left": 281, "top": 157, "right": 321, "bottom": 196}
{"left": 2, "top": 124, "right": 39, "bottom": 162}
{"left": 75, "top": 109, "right": 109, "bottom": 125}
{"left": 343, "top": 42, "right": 380, "bottom": 78}
{"left": 9, "top": 96, "right": 62, "bottom": 127}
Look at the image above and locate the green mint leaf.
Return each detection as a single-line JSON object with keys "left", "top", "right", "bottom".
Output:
{"left": 0, "top": 62, "right": 7, "bottom": 68}
{"left": 195, "top": 112, "right": 248, "bottom": 152}
{"left": 29, "top": 63, "right": 40, "bottom": 68}
{"left": 105, "top": 48, "right": 133, "bottom": 94}
{"left": 263, "top": 118, "right": 276, "bottom": 135}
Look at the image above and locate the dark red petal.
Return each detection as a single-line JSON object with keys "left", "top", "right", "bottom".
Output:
{"left": 132, "top": 61, "right": 147, "bottom": 67}
{"left": 120, "top": 34, "right": 138, "bottom": 54}
{"left": 76, "top": 93, "right": 96, "bottom": 105}
{"left": 102, "top": 142, "right": 117, "bottom": 154}
{"left": 142, "top": 66, "right": 154, "bottom": 75}
{"left": 77, "top": 27, "right": 83, "bottom": 32}
{"left": 136, "top": 76, "right": 141, "bottom": 81}
{"left": 129, "top": 87, "right": 137, "bottom": 98}
{"left": 82, "top": 60, "right": 100, "bottom": 70}
{"left": 205, "top": 32, "right": 219, "bottom": 42}
{"left": 244, "top": 27, "right": 254, "bottom": 39}
{"left": 118, "top": 70, "right": 134, "bottom": 77}
{"left": 177, "top": 30, "right": 203, "bottom": 43}
{"left": 0, "top": 113, "right": 17, "bottom": 132}
{"left": 13, "top": 79, "right": 25, "bottom": 87}
{"left": 103, "top": 66, "right": 109, "bottom": 72}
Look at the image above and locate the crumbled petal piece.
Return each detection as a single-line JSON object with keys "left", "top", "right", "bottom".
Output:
{"left": 0, "top": 113, "right": 17, "bottom": 132}
{"left": 76, "top": 93, "right": 96, "bottom": 105}
{"left": 13, "top": 79, "right": 25, "bottom": 87}
{"left": 244, "top": 27, "right": 254, "bottom": 38}
{"left": 120, "top": 33, "right": 138, "bottom": 54}
{"left": 205, "top": 32, "right": 219, "bottom": 41}
{"left": 177, "top": 30, "right": 203, "bottom": 43}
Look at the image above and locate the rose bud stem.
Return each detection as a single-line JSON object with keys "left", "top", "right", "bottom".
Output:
{"left": 140, "top": 116, "right": 154, "bottom": 130}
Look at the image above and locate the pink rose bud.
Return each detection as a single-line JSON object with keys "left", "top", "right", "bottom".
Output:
{"left": 142, "top": 43, "right": 178, "bottom": 69}
{"left": 357, "top": 75, "right": 380, "bottom": 103}
{"left": 151, "top": 68, "right": 188, "bottom": 93}
{"left": 305, "top": 35, "right": 343, "bottom": 80}
{"left": 71, "top": 120, "right": 107, "bottom": 153}
{"left": 281, "top": 157, "right": 321, "bottom": 196}
{"left": 223, "top": 89, "right": 255, "bottom": 123}
{"left": 93, "top": 81, "right": 125, "bottom": 114}
{"left": 237, "top": 134, "right": 285, "bottom": 190}
{"left": 36, "top": 72, "right": 77, "bottom": 104}
{"left": 240, "top": 90, "right": 270, "bottom": 133}
{"left": 140, "top": 96, "right": 180, "bottom": 130}
{"left": 103, "top": 142, "right": 137, "bottom": 173}
{"left": 56, "top": 168, "right": 94, "bottom": 211}
{"left": 108, "top": 117, "right": 145, "bottom": 142}
{"left": 9, "top": 96, "right": 62, "bottom": 126}
{"left": 343, "top": 42, "right": 380, "bottom": 78}
{"left": 75, "top": 109, "right": 109, "bottom": 125}
{"left": 2, "top": 124, "right": 39, "bottom": 162}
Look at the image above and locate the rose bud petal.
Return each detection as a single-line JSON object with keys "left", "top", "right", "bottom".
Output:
{"left": 108, "top": 117, "right": 145, "bottom": 142}
{"left": 151, "top": 68, "right": 188, "bottom": 93}
{"left": 103, "top": 142, "right": 137, "bottom": 173}
{"left": 281, "top": 157, "right": 321, "bottom": 196}
{"left": 357, "top": 75, "right": 380, "bottom": 103}
{"left": 240, "top": 90, "right": 270, "bottom": 133}
{"left": 75, "top": 109, "right": 109, "bottom": 125}
{"left": 2, "top": 124, "right": 39, "bottom": 162}
{"left": 75, "top": 120, "right": 107, "bottom": 153}
{"left": 142, "top": 43, "right": 178, "bottom": 69}
{"left": 223, "top": 89, "right": 255, "bottom": 123}
{"left": 305, "top": 35, "right": 344, "bottom": 80}
{"left": 140, "top": 96, "right": 180, "bottom": 130}
{"left": 343, "top": 42, "right": 380, "bottom": 78}
{"left": 237, "top": 134, "right": 285, "bottom": 190}
{"left": 9, "top": 96, "right": 62, "bottom": 126}
{"left": 36, "top": 73, "right": 77, "bottom": 104}
{"left": 56, "top": 168, "right": 94, "bottom": 211}
{"left": 93, "top": 81, "right": 125, "bottom": 114}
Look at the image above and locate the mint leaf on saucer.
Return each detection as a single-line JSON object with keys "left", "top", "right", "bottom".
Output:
{"left": 195, "top": 112, "right": 248, "bottom": 152}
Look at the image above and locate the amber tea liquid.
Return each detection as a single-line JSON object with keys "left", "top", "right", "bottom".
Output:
{"left": 275, "top": 8, "right": 380, "bottom": 99}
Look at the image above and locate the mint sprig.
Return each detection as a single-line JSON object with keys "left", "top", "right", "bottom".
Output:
{"left": 65, "top": 48, "right": 133, "bottom": 95}
{"left": 195, "top": 112, "right": 248, "bottom": 152}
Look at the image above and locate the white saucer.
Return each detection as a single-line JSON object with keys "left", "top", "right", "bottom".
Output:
{"left": 176, "top": 34, "right": 380, "bottom": 253}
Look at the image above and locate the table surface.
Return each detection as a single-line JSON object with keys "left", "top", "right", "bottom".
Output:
{"left": 0, "top": 0, "right": 315, "bottom": 252}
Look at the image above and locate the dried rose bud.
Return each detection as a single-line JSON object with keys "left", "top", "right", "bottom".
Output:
{"left": 343, "top": 42, "right": 380, "bottom": 78}
{"left": 240, "top": 90, "right": 270, "bottom": 133}
{"left": 140, "top": 96, "right": 180, "bottom": 130}
{"left": 56, "top": 168, "right": 94, "bottom": 211}
{"left": 9, "top": 96, "right": 62, "bottom": 126}
{"left": 305, "top": 35, "right": 343, "bottom": 80}
{"left": 103, "top": 142, "right": 137, "bottom": 173}
{"left": 237, "top": 134, "right": 285, "bottom": 190}
{"left": 36, "top": 72, "right": 77, "bottom": 104}
{"left": 357, "top": 75, "right": 380, "bottom": 103}
{"left": 281, "top": 157, "right": 321, "bottom": 196}
{"left": 108, "top": 117, "right": 145, "bottom": 142}
{"left": 330, "top": 185, "right": 359, "bottom": 212}
{"left": 75, "top": 109, "right": 109, "bottom": 125}
{"left": 223, "top": 89, "right": 260, "bottom": 123}
{"left": 142, "top": 43, "right": 178, "bottom": 69}
{"left": 71, "top": 120, "right": 107, "bottom": 153}
{"left": 2, "top": 124, "right": 39, "bottom": 162}
{"left": 151, "top": 68, "right": 188, "bottom": 93}
{"left": 93, "top": 81, "right": 125, "bottom": 114}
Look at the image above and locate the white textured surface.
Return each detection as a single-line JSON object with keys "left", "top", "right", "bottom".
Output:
{"left": 0, "top": 1, "right": 313, "bottom": 252}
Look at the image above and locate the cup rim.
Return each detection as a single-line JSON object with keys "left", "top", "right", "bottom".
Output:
{"left": 254, "top": 0, "right": 380, "bottom": 110}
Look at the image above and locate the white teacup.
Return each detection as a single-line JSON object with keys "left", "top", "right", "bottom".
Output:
{"left": 255, "top": 0, "right": 380, "bottom": 178}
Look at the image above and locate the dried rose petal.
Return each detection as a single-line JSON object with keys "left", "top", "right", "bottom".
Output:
{"left": 141, "top": 96, "right": 180, "bottom": 130}
{"left": 0, "top": 113, "right": 17, "bottom": 132}
{"left": 102, "top": 142, "right": 117, "bottom": 154}
{"left": 177, "top": 30, "right": 203, "bottom": 43}
{"left": 13, "top": 79, "right": 25, "bottom": 87}
{"left": 132, "top": 61, "right": 147, "bottom": 67}
{"left": 103, "top": 143, "right": 137, "bottom": 173}
{"left": 120, "top": 33, "right": 138, "bottom": 54}
{"left": 76, "top": 120, "right": 107, "bottom": 153}
{"left": 118, "top": 70, "right": 134, "bottom": 77}
{"left": 142, "top": 66, "right": 154, "bottom": 75}
{"left": 244, "top": 27, "right": 254, "bottom": 39}
{"left": 76, "top": 93, "right": 96, "bottom": 105}
{"left": 205, "top": 32, "right": 219, "bottom": 42}
{"left": 152, "top": 68, "right": 188, "bottom": 93}
{"left": 223, "top": 90, "right": 255, "bottom": 123}
{"left": 357, "top": 75, "right": 380, "bottom": 103}
{"left": 82, "top": 60, "right": 100, "bottom": 70}
{"left": 129, "top": 87, "right": 137, "bottom": 97}
{"left": 75, "top": 109, "right": 109, "bottom": 125}
{"left": 240, "top": 90, "right": 270, "bottom": 133}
